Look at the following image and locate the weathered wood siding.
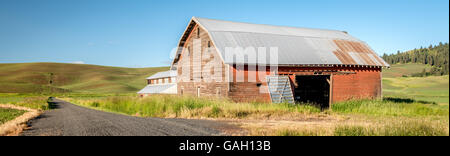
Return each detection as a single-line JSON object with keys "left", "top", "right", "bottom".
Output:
{"left": 176, "top": 24, "right": 229, "bottom": 97}
{"left": 228, "top": 65, "right": 272, "bottom": 102}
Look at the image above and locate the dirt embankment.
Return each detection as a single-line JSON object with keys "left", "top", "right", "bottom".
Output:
{"left": 0, "top": 104, "right": 41, "bottom": 136}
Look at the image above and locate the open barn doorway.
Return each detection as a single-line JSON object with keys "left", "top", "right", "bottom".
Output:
{"left": 294, "top": 75, "right": 330, "bottom": 109}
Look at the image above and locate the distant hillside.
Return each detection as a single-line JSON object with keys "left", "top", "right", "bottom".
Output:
{"left": 383, "top": 64, "right": 432, "bottom": 78}
{"left": 382, "top": 64, "right": 449, "bottom": 104}
{"left": 382, "top": 42, "right": 449, "bottom": 76}
{"left": 0, "top": 63, "right": 169, "bottom": 93}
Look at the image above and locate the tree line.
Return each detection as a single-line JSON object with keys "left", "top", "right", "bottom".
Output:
{"left": 382, "top": 42, "right": 449, "bottom": 76}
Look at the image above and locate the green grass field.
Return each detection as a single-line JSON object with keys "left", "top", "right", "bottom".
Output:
{"left": 383, "top": 63, "right": 432, "bottom": 78}
{"left": 0, "top": 94, "right": 50, "bottom": 126}
{"left": 0, "top": 94, "right": 50, "bottom": 110}
{"left": 383, "top": 64, "right": 449, "bottom": 104}
{"left": 0, "top": 63, "right": 168, "bottom": 93}
{"left": 383, "top": 75, "right": 449, "bottom": 104}
{"left": 0, "top": 108, "right": 27, "bottom": 125}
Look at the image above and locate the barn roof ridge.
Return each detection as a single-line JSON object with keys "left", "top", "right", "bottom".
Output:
{"left": 192, "top": 17, "right": 360, "bottom": 41}
{"left": 199, "top": 30, "right": 359, "bottom": 41}
{"left": 193, "top": 17, "right": 345, "bottom": 34}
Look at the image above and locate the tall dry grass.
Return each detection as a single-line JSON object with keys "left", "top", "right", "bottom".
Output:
{"left": 65, "top": 95, "right": 321, "bottom": 120}
{"left": 0, "top": 95, "right": 49, "bottom": 110}
{"left": 243, "top": 117, "right": 449, "bottom": 136}
{"left": 333, "top": 119, "right": 448, "bottom": 136}
{"left": 332, "top": 98, "right": 449, "bottom": 117}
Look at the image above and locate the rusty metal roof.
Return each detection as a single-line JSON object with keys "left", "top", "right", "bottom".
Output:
{"left": 172, "top": 17, "right": 389, "bottom": 68}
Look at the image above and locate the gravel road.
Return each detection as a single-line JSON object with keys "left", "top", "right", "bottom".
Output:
{"left": 20, "top": 99, "right": 230, "bottom": 136}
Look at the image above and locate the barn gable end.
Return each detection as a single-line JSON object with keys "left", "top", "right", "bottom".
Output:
{"left": 173, "top": 20, "right": 229, "bottom": 98}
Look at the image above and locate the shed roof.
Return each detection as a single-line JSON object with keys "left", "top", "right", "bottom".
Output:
{"left": 146, "top": 70, "right": 177, "bottom": 80}
{"left": 171, "top": 17, "right": 389, "bottom": 68}
{"left": 137, "top": 84, "right": 177, "bottom": 94}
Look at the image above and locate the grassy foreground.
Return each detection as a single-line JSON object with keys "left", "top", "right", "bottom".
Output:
{"left": 64, "top": 95, "right": 449, "bottom": 136}
{"left": 0, "top": 94, "right": 50, "bottom": 126}
{"left": 0, "top": 108, "right": 27, "bottom": 125}
{"left": 65, "top": 95, "right": 448, "bottom": 118}
{"left": 0, "top": 94, "right": 50, "bottom": 110}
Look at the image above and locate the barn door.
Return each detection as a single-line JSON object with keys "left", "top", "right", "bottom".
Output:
{"left": 294, "top": 75, "right": 330, "bottom": 109}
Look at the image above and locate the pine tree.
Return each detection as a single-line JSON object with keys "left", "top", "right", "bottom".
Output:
{"left": 382, "top": 42, "right": 449, "bottom": 75}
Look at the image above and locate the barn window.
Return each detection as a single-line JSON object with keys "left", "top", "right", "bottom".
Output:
{"left": 256, "top": 83, "right": 262, "bottom": 87}
{"left": 187, "top": 46, "right": 191, "bottom": 56}
{"left": 197, "top": 28, "right": 200, "bottom": 38}
{"left": 208, "top": 41, "right": 211, "bottom": 48}
{"left": 165, "top": 78, "right": 169, "bottom": 84}
{"left": 216, "top": 87, "right": 221, "bottom": 97}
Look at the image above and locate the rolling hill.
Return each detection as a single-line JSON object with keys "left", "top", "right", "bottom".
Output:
{"left": 382, "top": 63, "right": 432, "bottom": 78}
{"left": 381, "top": 43, "right": 449, "bottom": 104}
{"left": 0, "top": 63, "right": 169, "bottom": 93}
{"left": 383, "top": 64, "right": 449, "bottom": 104}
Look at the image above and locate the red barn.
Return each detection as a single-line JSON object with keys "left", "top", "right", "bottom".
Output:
{"left": 170, "top": 17, "right": 389, "bottom": 108}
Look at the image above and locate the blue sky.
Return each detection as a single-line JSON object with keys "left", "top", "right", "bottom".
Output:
{"left": 0, "top": 0, "right": 448, "bottom": 67}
